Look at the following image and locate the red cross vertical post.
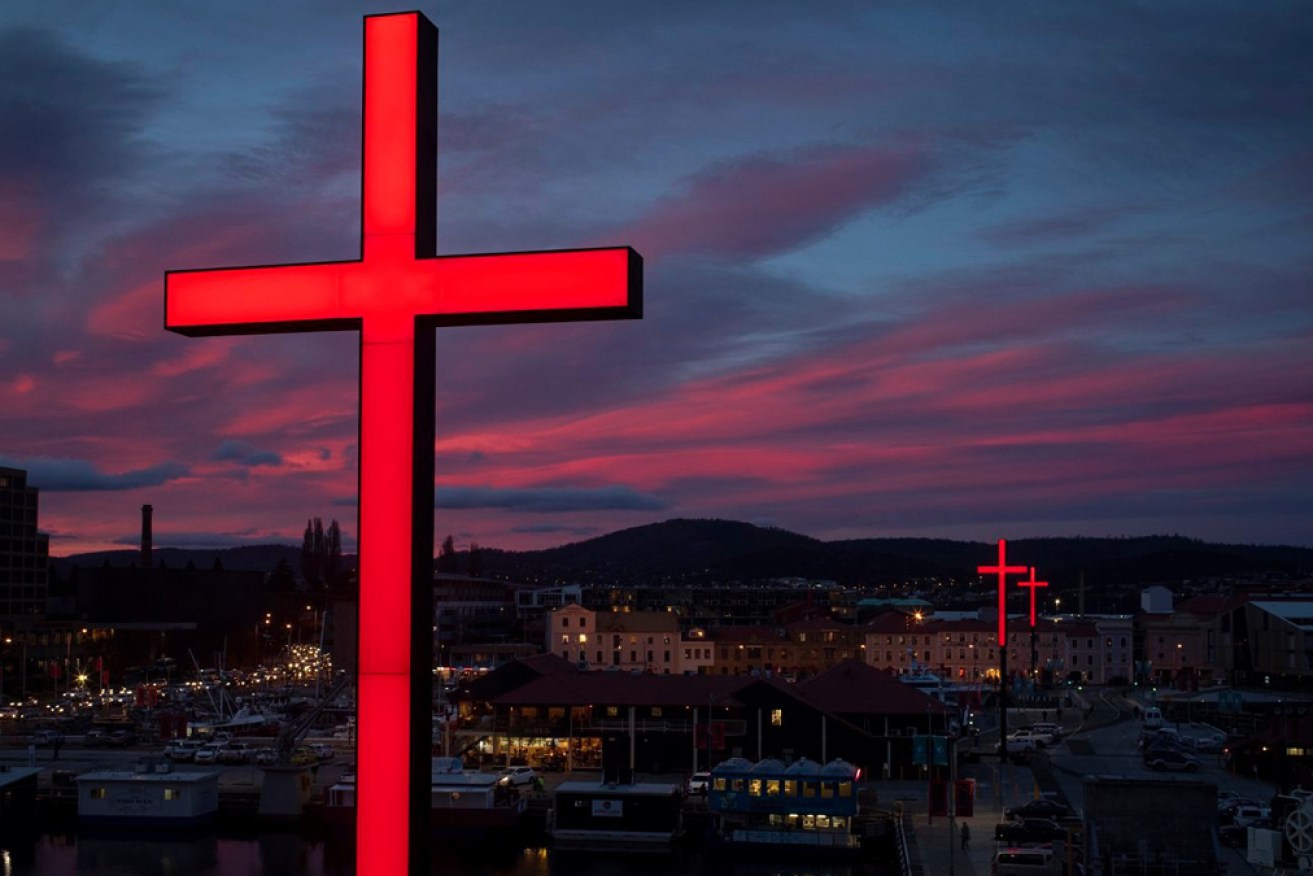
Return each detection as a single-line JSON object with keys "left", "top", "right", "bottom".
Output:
{"left": 1019, "top": 566, "right": 1048, "bottom": 685}
{"left": 164, "top": 13, "right": 641, "bottom": 876}
{"left": 1018, "top": 567, "right": 1048, "bottom": 629}
{"left": 977, "top": 539, "right": 1026, "bottom": 761}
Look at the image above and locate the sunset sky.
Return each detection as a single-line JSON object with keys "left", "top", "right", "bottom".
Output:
{"left": 1, "top": 1, "right": 1310, "bottom": 556}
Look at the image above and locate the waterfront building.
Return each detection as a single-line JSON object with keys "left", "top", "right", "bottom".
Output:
{"left": 455, "top": 654, "right": 948, "bottom": 779}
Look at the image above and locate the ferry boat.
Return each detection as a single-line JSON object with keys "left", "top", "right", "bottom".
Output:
{"left": 325, "top": 757, "right": 526, "bottom": 834}
{"left": 548, "top": 779, "right": 685, "bottom": 852}
{"left": 705, "top": 757, "right": 867, "bottom": 855}
{"left": 76, "top": 761, "right": 219, "bottom": 827}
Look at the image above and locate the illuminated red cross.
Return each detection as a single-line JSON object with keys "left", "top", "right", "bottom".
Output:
{"left": 1019, "top": 566, "right": 1048, "bottom": 628}
{"left": 164, "top": 13, "right": 640, "bottom": 876}
{"left": 977, "top": 539, "right": 1027, "bottom": 644}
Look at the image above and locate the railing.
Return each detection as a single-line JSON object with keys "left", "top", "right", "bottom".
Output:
{"left": 894, "top": 806, "right": 920, "bottom": 876}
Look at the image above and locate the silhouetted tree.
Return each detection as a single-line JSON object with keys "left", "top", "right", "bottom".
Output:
{"left": 301, "top": 517, "right": 344, "bottom": 591}
{"left": 268, "top": 558, "right": 296, "bottom": 592}
{"left": 468, "top": 541, "right": 482, "bottom": 576}
{"left": 437, "top": 534, "right": 457, "bottom": 573}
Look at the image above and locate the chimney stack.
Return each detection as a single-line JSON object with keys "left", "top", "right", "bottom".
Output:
{"left": 141, "top": 504, "right": 153, "bottom": 569}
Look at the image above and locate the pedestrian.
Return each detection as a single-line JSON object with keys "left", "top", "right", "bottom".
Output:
{"left": 960, "top": 822, "right": 970, "bottom": 850}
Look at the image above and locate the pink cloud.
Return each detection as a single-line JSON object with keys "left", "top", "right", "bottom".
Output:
{"left": 85, "top": 280, "right": 158, "bottom": 340}
{"left": 624, "top": 142, "right": 928, "bottom": 259}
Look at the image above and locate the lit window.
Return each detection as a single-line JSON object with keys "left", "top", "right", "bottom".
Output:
{"left": 163, "top": 788, "right": 181, "bottom": 801}
{"left": 90, "top": 787, "right": 107, "bottom": 799}
{"left": 770, "top": 709, "right": 783, "bottom": 727}
{"left": 578, "top": 633, "right": 587, "bottom": 644}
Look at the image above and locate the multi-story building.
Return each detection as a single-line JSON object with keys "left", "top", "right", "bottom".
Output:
{"left": 863, "top": 610, "right": 1133, "bottom": 685}
{"left": 711, "top": 617, "right": 864, "bottom": 678}
{"left": 581, "top": 581, "right": 847, "bottom": 630}
{"left": 0, "top": 467, "right": 49, "bottom": 622}
{"left": 547, "top": 605, "right": 707, "bottom": 674}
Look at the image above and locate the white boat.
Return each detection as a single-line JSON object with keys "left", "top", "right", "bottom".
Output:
{"left": 76, "top": 762, "right": 219, "bottom": 827}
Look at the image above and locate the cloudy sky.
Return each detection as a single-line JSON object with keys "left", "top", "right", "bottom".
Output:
{"left": 1, "top": 1, "right": 1310, "bottom": 556}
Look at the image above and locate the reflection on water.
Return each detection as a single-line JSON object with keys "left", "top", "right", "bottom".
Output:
{"left": 0, "top": 831, "right": 891, "bottom": 876}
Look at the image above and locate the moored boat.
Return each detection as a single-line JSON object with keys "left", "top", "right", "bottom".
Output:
{"left": 76, "top": 761, "right": 219, "bottom": 828}
{"left": 325, "top": 757, "right": 526, "bottom": 835}
{"left": 705, "top": 757, "right": 868, "bottom": 855}
{"left": 548, "top": 779, "right": 684, "bottom": 852}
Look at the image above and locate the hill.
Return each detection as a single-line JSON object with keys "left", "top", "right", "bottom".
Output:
{"left": 53, "top": 520, "right": 1313, "bottom": 604}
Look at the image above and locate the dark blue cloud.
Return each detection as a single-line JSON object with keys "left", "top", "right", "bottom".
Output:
{"left": 211, "top": 440, "right": 282, "bottom": 467}
{"left": 437, "top": 485, "right": 667, "bottom": 513}
{"left": 0, "top": 456, "right": 187, "bottom": 491}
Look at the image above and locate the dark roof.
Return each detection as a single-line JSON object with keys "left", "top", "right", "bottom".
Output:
{"left": 864, "top": 610, "right": 919, "bottom": 632}
{"left": 799, "top": 660, "right": 946, "bottom": 716}
{"left": 490, "top": 672, "right": 755, "bottom": 707}
{"left": 1177, "top": 594, "right": 1231, "bottom": 616}
{"left": 461, "top": 652, "right": 577, "bottom": 701}
{"left": 711, "top": 625, "right": 783, "bottom": 643}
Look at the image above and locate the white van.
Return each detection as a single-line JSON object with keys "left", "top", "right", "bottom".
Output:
{"left": 991, "top": 846, "right": 1058, "bottom": 875}
{"left": 1142, "top": 706, "right": 1164, "bottom": 729}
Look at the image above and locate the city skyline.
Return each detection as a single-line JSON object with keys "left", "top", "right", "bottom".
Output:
{"left": 1, "top": 2, "right": 1310, "bottom": 555}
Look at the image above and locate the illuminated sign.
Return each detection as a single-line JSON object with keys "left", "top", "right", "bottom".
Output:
{"left": 976, "top": 539, "right": 1026, "bottom": 643}
{"left": 164, "top": 13, "right": 641, "bottom": 875}
{"left": 1019, "top": 566, "right": 1048, "bottom": 628}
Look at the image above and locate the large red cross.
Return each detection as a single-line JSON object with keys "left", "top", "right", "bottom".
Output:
{"left": 1019, "top": 566, "right": 1048, "bottom": 628}
{"left": 165, "top": 13, "right": 641, "bottom": 876}
{"left": 977, "top": 539, "right": 1027, "bottom": 644}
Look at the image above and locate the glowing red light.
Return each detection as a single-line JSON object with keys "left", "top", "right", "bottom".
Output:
{"left": 977, "top": 539, "right": 1027, "bottom": 643}
{"left": 1018, "top": 567, "right": 1048, "bottom": 628}
{"left": 163, "top": 13, "right": 641, "bottom": 876}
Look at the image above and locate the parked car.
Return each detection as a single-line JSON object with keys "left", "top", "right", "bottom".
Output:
{"left": 290, "top": 746, "right": 319, "bottom": 766}
{"left": 1141, "top": 706, "right": 1164, "bottom": 729}
{"left": 1005, "top": 731, "right": 1041, "bottom": 753}
{"left": 994, "top": 817, "right": 1066, "bottom": 844}
{"left": 308, "top": 743, "right": 336, "bottom": 761}
{"left": 193, "top": 744, "right": 222, "bottom": 765}
{"left": 1144, "top": 748, "right": 1200, "bottom": 772}
{"left": 1018, "top": 726, "right": 1059, "bottom": 746}
{"left": 1230, "top": 805, "right": 1272, "bottom": 828}
{"left": 164, "top": 739, "right": 205, "bottom": 762}
{"left": 109, "top": 729, "right": 137, "bottom": 747}
{"left": 83, "top": 729, "right": 111, "bottom": 747}
{"left": 1005, "top": 798, "right": 1072, "bottom": 821}
{"left": 991, "top": 846, "right": 1058, "bottom": 876}
{"left": 254, "top": 747, "right": 279, "bottom": 766}
{"left": 498, "top": 766, "right": 537, "bottom": 787}
{"left": 687, "top": 771, "right": 711, "bottom": 796}
{"left": 1030, "top": 722, "right": 1064, "bottom": 742}
{"left": 218, "top": 742, "right": 253, "bottom": 765}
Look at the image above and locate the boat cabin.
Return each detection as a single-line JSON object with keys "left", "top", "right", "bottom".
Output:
{"left": 76, "top": 762, "right": 219, "bottom": 827}
{"left": 549, "top": 780, "right": 684, "bottom": 851}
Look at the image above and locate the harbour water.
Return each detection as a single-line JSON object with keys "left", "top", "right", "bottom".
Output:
{"left": 0, "top": 831, "right": 894, "bottom": 876}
